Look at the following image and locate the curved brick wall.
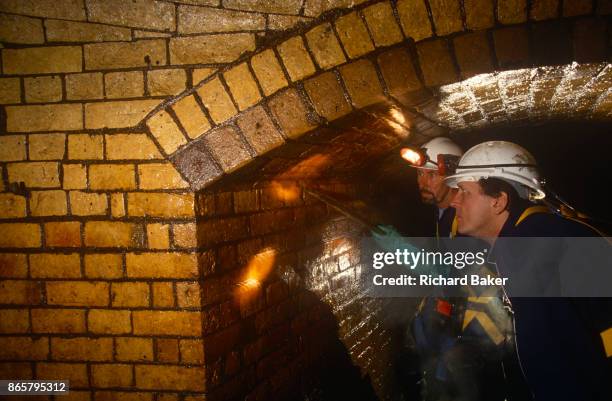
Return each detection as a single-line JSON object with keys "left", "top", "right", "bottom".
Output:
{"left": 1, "top": 1, "right": 611, "bottom": 401}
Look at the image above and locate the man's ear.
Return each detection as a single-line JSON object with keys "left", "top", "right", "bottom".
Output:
{"left": 491, "top": 191, "right": 509, "bottom": 215}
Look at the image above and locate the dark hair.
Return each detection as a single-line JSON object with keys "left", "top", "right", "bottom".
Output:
{"left": 478, "top": 178, "right": 530, "bottom": 214}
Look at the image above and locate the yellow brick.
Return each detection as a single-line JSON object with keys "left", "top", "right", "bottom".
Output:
{"left": 180, "top": 339, "right": 204, "bottom": 364}
{"left": 69, "top": 191, "right": 108, "bottom": 216}
{"left": 0, "top": 309, "right": 30, "bottom": 333}
{"left": 84, "top": 253, "right": 123, "bottom": 279}
{"left": 0, "top": 279, "right": 41, "bottom": 304}
{"left": 334, "top": 12, "right": 374, "bottom": 59}
{"left": 104, "top": 71, "right": 144, "bottom": 99}
{"left": 31, "top": 308, "right": 86, "bottom": 333}
{"left": 30, "top": 190, "right": 67, "bottom": 216}
{"left": 24, "top": 76, "right": 62, "bottom": 103}
{"left": 45, "top": 19, "right": 132, "bottom": 43}
{"left": 46, "top": 281, "right": 109, "bottom": 307}
{"left": 135, "top": 365, "right": 205, "bottom": 391}
{"left": 152, "top": 282, "right": 175, "bottom": 308}
{"left": 0, "top": 135, "right": 26, "bottom": 161}
{"left": 177, "top": 282, "right": 200, "bottom": 308}
{"left": 0, "top": 253, "right": 28, "bottom": 278}
{"left": 363, "top": 2, "right": 404, "bottom": 47}
{"left": 498, "top": 0, "right": 528, "bottom": 24}
{"left": 85, "top": 100, "right": 160, "bottom": 130}
{"left": 0, "top": 0, "right": 87, "bottom": 20}
{"left": 0, "top": 193, "right": 27, "bottom": 218}
{"left": 397, "top": 0, "right": 433, "bottom": 41}
{"left": 87, "top": 0, "right": 175, "bottom": 30}
{"left": 7, "top": 162, "right": 59, "bottom": 188}
{"left": 50, "top": 337, "right": 113, "bottom": 361}
{"left": 127, "top": 192, "right": 194, "bottom": 218}
{"left": 92, "top": 363, "right": 133, "bottom": 388}
{"left": 28, "top": 133, "right": 66, "bottom": 160}
{"left": 277, "top": 36, "right": 316, "bottom": 82}
{"left": 67, "top": 134, "right": 104, "bottom": 160}
{"left": 138, "top": 163, "right": 189, "bottom": 190}
{"left": 170, "top": 33, "right": 255, "bottom": 65}
{"left": 0, "top": 337, "right": 48, "bottom": 360}
{"left": 66, "top": 72, "right": 104, "bottom": 100}
{"left": 172, "top": 223, "right": 197, "bottom": 248}
{"left": 223, "top": 63, "right": 261, "bottom": 110}
{"left": 44, "top": 221, "right": 82, "bottom": 247}
{"left": 133, "top": 310, "right": 201, "bottom": 336}
{"left": 94, "top": 391, "right": 152, "bottom": 401}
{"left": 196, "top": 76, "right": 237, "bottom": 124}
{"left": 110, "top": 193, "right": 126, "bottom": 218}
{"left": 36, "top": 362, "right": 88, "bottom": 387}
{"left": 62, "top": 164, "right": 87, "bottom": 189}
{"left": 251, "top": 49, "right": 288, "bottom": 96}
{"left": 305, "top": 23, "right": 346, "bottom": 70}
{"left": 84, "top": 221, "right": 141, "bottom": 248}
{"left": 148, "top": 69, "right": 187, "bottom": 96}
{"left": 88, "top": 309, "right": 131, "bottom": 334}
{"left": 2, "top": 363, "right": 32, "bottom": 383}
{"left": 146, "top": 110, "right": 188, "bottom": 155}
{"left": 2, "top": 46, "right": 82, "bottom": 75}
{"left": 147, "top": 223, "right": 170, "bottom": 249}
{"left": 89, "top": 164, "right": 136, "bottom": 190}
{"left": 84, "top": 39, "right": 166, "bottom": 70}
{"left": 111, "top": 282, "right": 150, "bottom": 307}
{"left": 106, "top": 133, "right": 162, "bottom": 160}
{"left": 192, "top": 67, "right": 216, "bottom": 85}
{"left": 6, "top": 104, "right": 83, "bottom": 132}
{"left": 171, "top": 95, "right": 210, "bottom": 139}
{"left": 30, "top": 253, "right": 81, "bottom": 278}
{"left": 0, "top": 13, "right": 44, "bottom": 45}
{"left": 0, "top": 223, "right": 41, "bottom": 248}
{"left": 0, "top": 77, "right": 21, "bottom": 104}
{"left": 115, "top": 337, "right": 153, "bottom": 362}
{"left": 127, "top": 252, "right": 198, "bottom": 279}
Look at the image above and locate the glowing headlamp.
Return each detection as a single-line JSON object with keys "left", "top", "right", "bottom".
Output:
{"left": 400, "top": 147, "right": 427, "bottom": 166}
{"left": 400, "top": 146, "right": 460, "bottom": 176}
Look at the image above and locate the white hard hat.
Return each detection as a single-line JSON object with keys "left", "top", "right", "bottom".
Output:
{"left": 415, "top": 137, "right": 463, "bottom": 169}
{"left": 444, "top": 141, "right": 546, "bottom": 200}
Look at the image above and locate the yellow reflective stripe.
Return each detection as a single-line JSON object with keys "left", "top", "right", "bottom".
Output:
{"left": 515, "top": 205, "right": 550, "bottom": 226}
{"left": 450, "top": 215, "right": 458, "bottom": 238}
{"left": 462, "top": 309, "right": 505, "bottom": 345}
{"left": 601, "top": 327, "right": 612, "bottom": 357}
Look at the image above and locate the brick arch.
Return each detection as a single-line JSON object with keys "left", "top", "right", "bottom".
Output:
{"left": 139, "top": 0, "right": 612, "bottom": 190}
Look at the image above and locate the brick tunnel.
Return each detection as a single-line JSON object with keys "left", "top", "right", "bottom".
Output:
{"left": 1, "top": 1, "right": 612, "bottom": 401}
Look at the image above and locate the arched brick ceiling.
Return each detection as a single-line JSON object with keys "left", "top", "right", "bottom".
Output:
{"left": 136, "top": 0, "right": 612, "bottom": 190}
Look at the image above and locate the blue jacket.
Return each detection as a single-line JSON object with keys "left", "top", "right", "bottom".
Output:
{"left": 490, "top": 206, "right": 611, "bottom": 401}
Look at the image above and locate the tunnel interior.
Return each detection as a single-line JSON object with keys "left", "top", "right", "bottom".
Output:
{"left": 193, "top": 80, "right": 612, "bottom": 400}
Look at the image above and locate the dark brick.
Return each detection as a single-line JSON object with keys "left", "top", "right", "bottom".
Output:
{"left": 454, "top": 32, "right": 494, "bottom": 79}
{"left": 493, "top": 26, "right": 530, "bottom": 68}
{"left": 236, "top": 106, "right": 285, "bottom": 155}
{"left": 202, "top": 126, "right": 252, "bottom": 173}
{"left": 377, "top": 47, "right": 422, "bottom": 95}
{"left": 416, "top": 39, "right": 458, "bottom": 87}
{"left": 171, "top": 140, "right": 223, "bottom": 190}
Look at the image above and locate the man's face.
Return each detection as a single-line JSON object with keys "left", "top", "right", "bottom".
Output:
{"left": 417, "top": 168, "right": 450, "bottom": 206}
{"left": 450, "top": 181, "right": 497, "bottom": 238}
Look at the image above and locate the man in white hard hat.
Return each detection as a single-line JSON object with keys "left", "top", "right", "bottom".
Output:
{"left": 400, "top": 136, "right": 463, "bottom": 239}
{"left": 444, "top": 140, "right": 611, "bottom": 401}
